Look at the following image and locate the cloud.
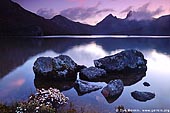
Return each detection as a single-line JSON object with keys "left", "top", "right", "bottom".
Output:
{"left": 127, "top": 3, "right": 164, "bottom": 21}
{"left": 67, "top": 0, "right": 86, "bottom": 2}
{"left": 96, "top": 9, "right": 115, "bottom": 15}
{"left": 121, "top": 6, "right": 133, "bottom": 13}
{"left": 36, "top": 8, "right": 56, "bottom": 19}
{"left": 60, "top": 3, "right": 114, "bottom": 21}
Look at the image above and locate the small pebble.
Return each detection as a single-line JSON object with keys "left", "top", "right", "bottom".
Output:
{"left": 143, "top": 82, "right": 150, "bottom": 87}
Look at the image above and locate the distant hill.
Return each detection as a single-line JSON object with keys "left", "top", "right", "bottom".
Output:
{"left": 51, "top": 15, "right": 93, "bottom": 35}
{"left": 0, "top": 0, "right": 69, "bottom": 35}
{"left": 0, "top": 0, "right": 170, "bottom": 36}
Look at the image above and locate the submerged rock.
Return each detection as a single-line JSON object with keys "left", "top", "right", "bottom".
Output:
{"left": 74, "top": 80, "right": 102, "bottom": 96}
{"left": 94, "top": 49, "right": 147, "bottom": 73}
{"left": 33, "top": 55, "right": 78, "bottom": 81}
{"left": 79, "top": 66, "right": 107, "bottom": 81}
{"left": 101, "top": 79, "right": 124, "bottom": 103}
{"left": 131, "top": 91, "right": 155, "bottom": 102}
{"left": 143, "top": 82, "right": 150, "bottom": 87}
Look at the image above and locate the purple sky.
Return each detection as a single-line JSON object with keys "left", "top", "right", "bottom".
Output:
{"left": 12, "top": 0, "right": 170, "bottom": 25}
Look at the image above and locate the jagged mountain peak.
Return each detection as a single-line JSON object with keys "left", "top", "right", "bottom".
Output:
{"left": 105, "top": 14, "right": 117, "bottom": 20}
{"left": 125, "top": 10, "right": 133, "bottom": 19}
{"left": 96, "top": 14, "right": 119, "bottom": 26}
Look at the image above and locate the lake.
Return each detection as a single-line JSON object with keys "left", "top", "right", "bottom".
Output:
{"left": 0, "top": 37, "right": 170, "bottom": 113}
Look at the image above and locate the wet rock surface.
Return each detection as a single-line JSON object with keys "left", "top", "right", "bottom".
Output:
{"left": 74, "top": 80, "right": 102, "bottom": 96}
{"left": 131, "top": 91, "right": 155, "bottom": 102}
{"left": 33, "top": 55, "right": 78, "bottom": 81}
{"left": 79, "top": 66, "right": 107, "bottom": 81}
{"left": 101, "top": 79, "right": 124, "bottom": 103}
{"left": 143, "top": 82, "right": 150, "bottom": 87}
{"left": 94, "top": 49, "right": 147, "bottom": 73}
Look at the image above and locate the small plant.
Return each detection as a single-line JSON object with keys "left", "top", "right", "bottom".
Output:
{"left": 15, "top": 87, "right": 69, "bottom": 113}
{"left": 15, "top": 100, "right": 55, "bottom": 113}
{"left": 0, "top": 103, "right": 12, "bottom": 113}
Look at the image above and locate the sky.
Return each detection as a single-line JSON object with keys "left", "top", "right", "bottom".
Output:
{"left": 12, "top": 0, "right": 170, "bottom": 25}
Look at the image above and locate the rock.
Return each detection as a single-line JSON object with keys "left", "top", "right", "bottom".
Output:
{"left": 143, "top": 82, "right": 150, "bottom": 87}
{"left": 131, "top": 91, "right": 155, "bottom": 102}
{"left": 76, "top": 65, "right": 87, "bottom": 72}
{"left": 79, "top": 66, "right": 107, "bottom": 81}
{"left": 33, "top": 55, "right": 78, "bottom": 81}
{"left": 101, "top": 79, "right": 124, "bottom": 103}
{"left": 94, "top": 49, "right": 147, "bottom": 73}
{"left": 33, "top": 57, "right": 54, "bottom": 76}
{"left": 74, "top": 80, "right": 102, "bottom": 96}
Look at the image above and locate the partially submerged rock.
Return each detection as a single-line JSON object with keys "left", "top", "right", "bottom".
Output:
{"left": 74, "top": 80, "right": 102, "bottom": 96}
{"left": 33, "top": 57, "right": 54, "bottom": 76}
{"left": 131, "top": 91, "right": 155, "bottom": 102}
{"left": 79, "top": 66, "right": 107, "bottom": 81}
{"left": 33, "top": 55, "right": 78, "bottom": 81}
{"left": 94, "top": 49, "right": 147, "bottom": 73}
{"left": 143, "top": 82, "right": 150, "bottom": 87}
{"left": 101, "top": 79, "right": 124, "bottom": 103}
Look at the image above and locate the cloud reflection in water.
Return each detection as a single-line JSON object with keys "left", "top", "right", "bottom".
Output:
{"left": 0, "top": 42, "right": 170, "bottom": 109}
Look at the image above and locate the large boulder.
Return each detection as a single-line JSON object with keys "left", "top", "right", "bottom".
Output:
{"left": 33, "top": 55, "right": 78, "bottom": 81}
{"left": 74, "top": 80, "right": 102, "bottom": 96}
{"left": 131, "top": 91, "right": 155, "bottom": 102}
{"left": 79, "top": 66, "right": 107, "bottom": 81}
{"left": 101, "top": 79, "right": 124, "bottom": 103}
{"left": 94, "top": 49, "right": 147, "bottom": 73}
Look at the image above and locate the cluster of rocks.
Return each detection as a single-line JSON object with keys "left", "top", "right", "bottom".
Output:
{"left": 33, "top": 49, "right": 155, "bottom": 103}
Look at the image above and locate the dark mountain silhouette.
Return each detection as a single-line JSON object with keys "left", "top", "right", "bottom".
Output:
{"left": 0, "top": 0, "right": 70, "bottom": 35}
{"left": 94, "top": 12, "right": 170, "bottom": 35}
{"left": 0, "top": 0, "right": 170, "bottom": 36}
{"left": 51, "top": 15, "right": 93, "bottom": 35}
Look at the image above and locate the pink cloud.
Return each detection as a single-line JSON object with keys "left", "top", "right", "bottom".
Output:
{"left": 60, "top": 2, "right": 115, "bottom": 20}
{"left": 67, "top": 0, "right": 86, "bottom": 3}
{"left": 127, "top": 3, "right": 164, "bottom": 21}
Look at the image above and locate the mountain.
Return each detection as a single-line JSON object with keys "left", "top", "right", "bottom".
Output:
{"left": 94, "top": 14, "right": 125, "bottom": 34}
{"left": 51, "top": 15, "right": 93, "bottom": 35}
{"left": 0, "top": 0, "right": 170, "bottom": 36}
{"left": 94, "top": 12, "right": 170, "bottom": 35}
{"left": 0, "top": 0, "right": 69, "bottom": 36}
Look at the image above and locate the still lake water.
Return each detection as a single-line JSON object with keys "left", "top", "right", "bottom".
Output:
{"left": 0, "top": 37, "right": 170, "bottom": 113}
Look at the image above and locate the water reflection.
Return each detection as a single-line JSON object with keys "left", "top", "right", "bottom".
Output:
{"left": 65, "top": 42, "right": 108, "bottom": 66}
{"left": 102, "top": 92, "right": 123, "bottom": 104}
{"left": 0, "top": 38, "right": 170, "bottom": 112}
{"left": 34, "top": 79, "right": 75, "bottom": 91}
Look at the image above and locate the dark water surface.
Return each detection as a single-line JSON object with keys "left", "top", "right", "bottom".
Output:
{"left": 0, "top": 37, "right": 170, "bottom": 113}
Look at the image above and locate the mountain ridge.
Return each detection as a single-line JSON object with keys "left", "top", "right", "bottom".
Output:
{"left": 1, "top": 0, "right": 170, "bottom": 36}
